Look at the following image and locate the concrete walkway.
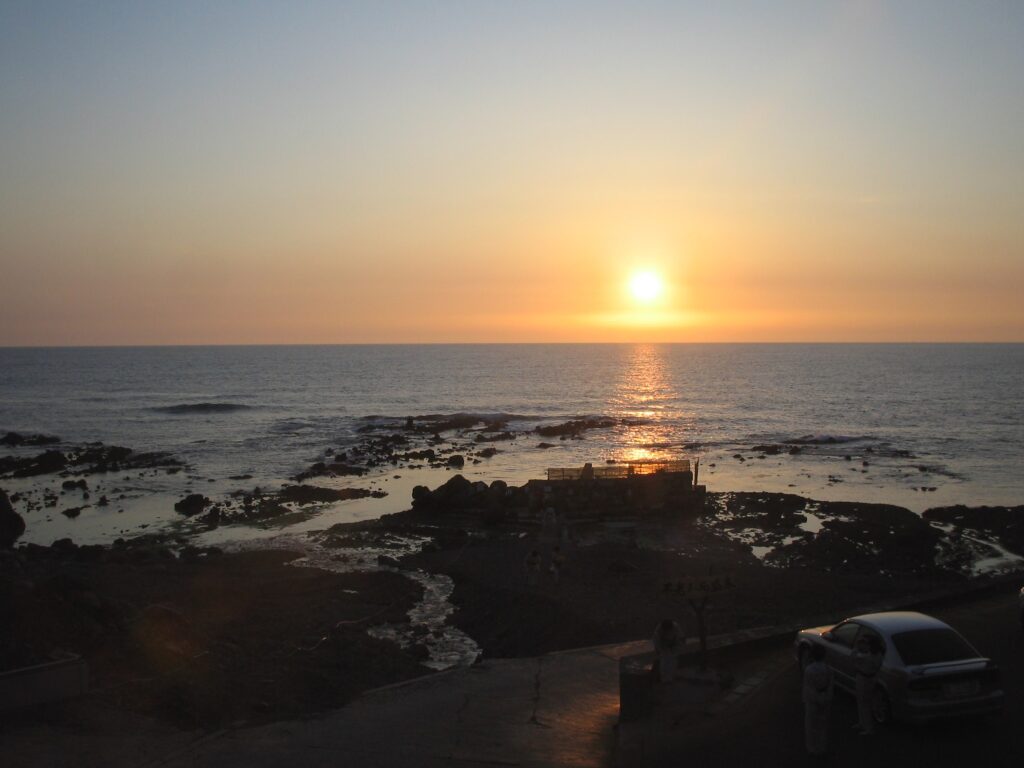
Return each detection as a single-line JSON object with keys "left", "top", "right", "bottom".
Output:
{"left": 155, "top": 641, "right": 648, "bottom": 768}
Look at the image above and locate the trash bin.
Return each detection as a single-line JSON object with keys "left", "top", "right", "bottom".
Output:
{"left": 619, "top": 654, "right": 655, "bottom": 722}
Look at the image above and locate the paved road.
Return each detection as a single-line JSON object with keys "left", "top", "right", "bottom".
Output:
{"left": 154, "top": 642, "right": 648, "bottom": 768}
{"left": 645, "top": 588, "right": 1024, "bottom": 767}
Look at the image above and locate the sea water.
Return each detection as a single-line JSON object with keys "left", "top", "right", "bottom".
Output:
{"left": 1, "top": 343, "right": 1022, "bottom": 545}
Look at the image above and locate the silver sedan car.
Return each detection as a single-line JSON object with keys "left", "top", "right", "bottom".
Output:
{"left": 794, "top": 611, "right": 1003, "bottom": 723}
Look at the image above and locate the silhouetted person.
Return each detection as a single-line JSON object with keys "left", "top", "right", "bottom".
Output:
{"left": 524, "top": 549, "right": 542, "bottom": 587}
{"left": 853, "top": 635, "right": 884, "bottom": 735}
{"left": 549, "top": 545, "right": 564, "bottom": 585}
{"left": 802, "top": 644, "right": 833, "bottom": 756}
{"left": 652, "top": 618, "right": 683, "bottom": 682}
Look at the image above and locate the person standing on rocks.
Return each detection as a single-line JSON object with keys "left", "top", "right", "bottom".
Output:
{"left": 652, "top": 618, "right": 683, "bottom": 682}
{"left": 852, "top": 634, "right": 884, "bottom": 735}
{"left": 802, "top": 644, "right": 834, "bottom": 756}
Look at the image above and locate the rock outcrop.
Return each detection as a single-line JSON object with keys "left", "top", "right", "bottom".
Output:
{"left": 0, "top": 488, "right": 26, "bottom": 547}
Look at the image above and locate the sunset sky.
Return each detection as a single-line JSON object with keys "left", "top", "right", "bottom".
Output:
{"left": 2, "top": 1, "right": 1022, "bottom": 345}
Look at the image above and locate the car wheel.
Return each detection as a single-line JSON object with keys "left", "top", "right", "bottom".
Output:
{"left": 870, "top": 686, "right": 892, "bottom": 725}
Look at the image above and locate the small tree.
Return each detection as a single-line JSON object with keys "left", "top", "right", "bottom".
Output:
{"left": 664, "top": 571, "right": 736, "bottom": 669}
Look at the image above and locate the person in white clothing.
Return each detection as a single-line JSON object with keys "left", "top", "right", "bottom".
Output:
{"left": 802, "top": 644, "right": 834, "bottom": 756}
{"left": 852, "top": 634, "right": 884, "bottom": 735}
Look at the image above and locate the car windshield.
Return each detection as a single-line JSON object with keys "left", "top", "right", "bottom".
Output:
{"left": 891, "top": 629, "right": 977, "bottom": 665}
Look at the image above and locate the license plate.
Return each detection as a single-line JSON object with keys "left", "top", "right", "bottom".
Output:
{"left": 943, "top": 679, "right": 980, "bottom": 698}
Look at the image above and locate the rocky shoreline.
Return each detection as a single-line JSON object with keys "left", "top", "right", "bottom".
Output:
{"left": 4, "top": 456, "right": 1024, "bottom": 732}
{"left": 344, "top": 490, "right": 1024, "bottom": 658}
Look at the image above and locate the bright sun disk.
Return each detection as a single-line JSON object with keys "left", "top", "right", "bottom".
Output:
{"left": 629, "top": 271, "right": 664, "bottom": 303}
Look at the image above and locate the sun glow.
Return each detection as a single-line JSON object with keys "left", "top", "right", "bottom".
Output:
{"left": 628, "top": 271, "right": 664, "bottom": 304}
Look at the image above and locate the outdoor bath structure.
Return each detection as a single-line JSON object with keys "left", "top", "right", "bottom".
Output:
{"left": 525, "top": 459, "right": 706, "bottom": 521}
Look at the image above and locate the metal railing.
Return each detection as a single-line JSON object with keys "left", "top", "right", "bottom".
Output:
{"left": 546, "top": 459, "right": 691, "bottom": 481}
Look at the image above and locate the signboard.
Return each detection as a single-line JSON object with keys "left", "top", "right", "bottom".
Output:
{"left": 663, "top": 573, "right": 736, "bottom": 597}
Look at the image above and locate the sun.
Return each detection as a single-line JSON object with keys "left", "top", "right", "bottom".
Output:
{"left": 628, "top": 271, "right": 664, "bottom": 304}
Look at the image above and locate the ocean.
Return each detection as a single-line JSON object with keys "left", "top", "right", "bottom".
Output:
{"left": 1, "top": 343, "right": 1022, "bottom": 546}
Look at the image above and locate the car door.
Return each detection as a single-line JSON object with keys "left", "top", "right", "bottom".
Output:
{"left": 826, "top": 621, "right": 862, "bottom": 689}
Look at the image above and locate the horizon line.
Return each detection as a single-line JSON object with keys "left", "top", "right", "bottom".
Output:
{"left": 2, "top": 340, "right": 1023, "bottom": 350}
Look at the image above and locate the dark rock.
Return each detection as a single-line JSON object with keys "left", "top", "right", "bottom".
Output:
{"left": 174, "top": 494, "right": 211, "bottom": 516}
{"left": 0, "top": 442, "right": 180, "bottom": 478}
{"left": 0, "top": 488, "right": 26, "bottom": 547}
{"left": 1, "top": 432, "right": 60, "bottom": 446}
{"left": 62, "top": 506, "right": 87, "bottom": 518}
{"left": 75, "top": 544, "right": 107, "bottom": 563}
{"left": 478, "top": 447, "right": 499, "bottom": 459}
{"left": 411, "top": 414, "right": 481, "bottom": 433}
{"left": 412, "top": 474, "right": 478, "bottom": 511}
{"left": 329, "top": 462, "right": 366, "bottom": 475}
{"left": 62, "top": 479, "right": 89, "bottom": 491}
{"left": 294, "top": 461, "right": 366, "bottom": 482}
{"left": 295, "top": 461, "right": 329, "bottom": 481}
{"left": 751, "top": 444, "right": 783, "bottom": 455}
{"left": 447, "top": 455, "right": 465, "bottom": 468}
{"left": 924, "top": 505, "right": 1024, "bottom": 556}
{"left": 1, "top": 449, "right": 68, "bottom": 477}
{"left": 279, "top": 485, "right": 372, "bottom": 505}
{"left": 51, "top": 538, "right": 77, "bottom": 555}
{"left": 402, "top": 449, "right": 436, "bottom": 461}
{"left": 474, "top": 432, "right": 515, "bottom": 443}
{"left": 537, "top": 442, "right": 556, "bottom": 449}
{"left": 536, "top": 418, "right": 616, "bottom": 438}
{"left": 485, "top": 480, "right": 509, "bottom": 507}
{"left": 436, "top": 474, "right": 474, "bottom": 500}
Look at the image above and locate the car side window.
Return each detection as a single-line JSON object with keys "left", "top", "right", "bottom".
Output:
{"left": 856, "top": 628, "right": 885, "bottom": 653}
{"left": 832, "top": 622, "right": 860, "bottom": 647}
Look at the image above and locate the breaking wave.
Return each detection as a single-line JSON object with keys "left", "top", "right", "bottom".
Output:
{"left": 153, "top": 402, "right": 255, "bottom": 414}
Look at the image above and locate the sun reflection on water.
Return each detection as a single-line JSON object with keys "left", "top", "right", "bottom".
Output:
{"left": 612, "top": 344, "right": 693, "bottom": 463}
